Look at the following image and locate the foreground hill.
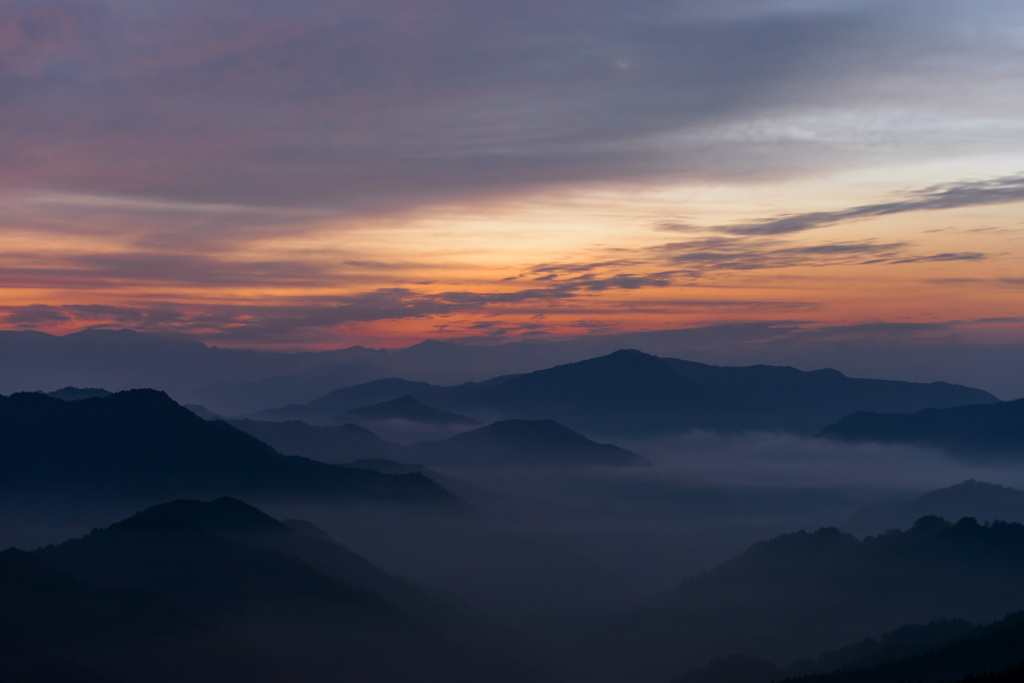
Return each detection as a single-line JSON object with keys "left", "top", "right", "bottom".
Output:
{"left": 0, "top": 546, "right": 272, "bottom": 683}
{"left": 0, "top": 389, "right": 460, "bottom": 509}
{"left": 592, "top": 516, "right": 1024, "bottom": 682}
{"left": 776, "top": 610, "right": 1024, "bottom": 683}
{"left": 674, "top": 610, "right": 1024, "bottom": 683}
{"left": 421, "top": 350, "right": 995, "bottom": 436}
{"left": 844, "top": 481, "right": 1024, "bottom": 536}
{"left": 407, "top": 419, "right": 646, "bottom": 468}
{"left": 819, "top": 398, "right": 1024, "bottom": 456}
{"left": 675, "top": 618, "right": 977, "bottom": 683}
{"left": 18, "top": 498, "right": 528, "bottom": 683}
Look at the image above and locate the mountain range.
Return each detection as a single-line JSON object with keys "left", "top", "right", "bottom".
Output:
{"left": 252, "top": 349, "right": 996, "bottom": 438}
{"left": 842, "top": 480, "right": 1024, "bottom": 536}
{"left": 593, "top": 515, "right": 1024, "bottom": 682}
{"left": 0, "top": 389, "right": 460, "bottom": 509}
{"left": 820, "top": 398, "right": 1024, "bottom": 457}
{"left": 250, "top": 378, "right": 445, "bottom": 423}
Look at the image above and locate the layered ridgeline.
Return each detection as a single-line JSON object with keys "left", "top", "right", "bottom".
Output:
{"left": 344, "top": 395, "right": 478, "bottom": 428}
{"left": 407, "top": 419, "right": 645, "bottom": 468}
{"left": 7, "top": 498, "right": 535, "bottom": 683}
{"left": 820, "top": 398, "right": 1024, "bottom": 457}
{"left": 0, "top": 389, "right": 460, "bottom": 509}
{"left": 843, "top": 481, "right": 1024, "bottom": 536}
{"left": 251, "top": 378, "right": 445, "bottom": 424}
{"left": 424, "top": 350, "right": 995, "bottom": 436}
{"left": 591, "top": 516, "right": 1024, "bottom": 683}
{"left": 258, "top": 350, "right": 995, "bottom": 437}
{"left": 228, "top": 419, "right": 395, "bottom": 464}
{"left": 231, "top": 414, "right": 643, "bottom": 469}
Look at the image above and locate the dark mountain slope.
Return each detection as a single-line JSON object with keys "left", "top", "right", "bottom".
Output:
{"left": 35, "top": 498, "right": 535, "bottom": 683}
{"left": 820, "top": 398, "right": 1024, "bottom": 456}
{"left": 38, "top": 504, "right": 448, "bottom": 682}
{"left": 0, "top": 389, "right": 460, "bottom": 508}
{"left": 594, "top": 517, "right": 1024, "bottom": 683}
{"left": 674, "top": 618, "right": 977, "bottom": 683}
{"left": 777, "top": 611, "right": 1024, "bottom": 683}
{"left": 0, "top": 548, "right": 273, "bottom": 683}
{"left": 408, "top": 419, "right": 646, "bottom": 467}
{"left": 104, "top": 498, "right": 461, "bottom": 627}
{"left": 423, "top": 350, "right": 995, "bottom": 436}
{"left": 844, "top": 480, "right": 1024, "bottom": 536}
{"left": 229, "top": 418, "right": 393, "bottom": 463}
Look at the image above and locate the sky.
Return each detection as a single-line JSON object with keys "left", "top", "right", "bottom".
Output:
{"left": 1, "top": 0, "right": 1023, "bottom": 351}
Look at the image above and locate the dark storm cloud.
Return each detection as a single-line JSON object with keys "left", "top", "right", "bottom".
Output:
{"left": 3, "top": 0, "right": 1019, "bottom": 212}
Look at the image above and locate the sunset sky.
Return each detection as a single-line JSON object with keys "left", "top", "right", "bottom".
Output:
{"left": 2, "top": 0, "right": 1023, "bottom": 350}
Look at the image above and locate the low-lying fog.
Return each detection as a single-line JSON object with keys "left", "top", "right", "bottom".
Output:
{"left": 9, "top": 429, "right": 1024, "bottom": 682}
{"left": 262, "top": 433, "right": 1024, "bottom": 639}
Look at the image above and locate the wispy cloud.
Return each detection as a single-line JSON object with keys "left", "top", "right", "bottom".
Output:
{"left": 661, "top": 174, "right": 1024, "bottom": 236}
{"left": 3, "top": 1, "right": 1022, "bottom": 211}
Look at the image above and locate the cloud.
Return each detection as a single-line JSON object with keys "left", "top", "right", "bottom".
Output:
{"left": 2, "top": 304, "right": 70, "bottom": 327}
{"left": 2, "top": 1, "right": 1022, "bottom": 212}
{"left": 661, "top": 174, "right": 1024, "bottom": 236}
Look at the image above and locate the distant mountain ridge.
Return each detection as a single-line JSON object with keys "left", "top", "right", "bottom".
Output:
{"left": 820, "top": 398, "right": 1024, "bottom": 456}
{"left": 420, "top": 350, "right": 996, "bottom": 436}
{"left": 253, "top": 349, "right": 994, "bottom": 438}
{"left": 0, "top": 328, "right": 1013, "bottom": 417}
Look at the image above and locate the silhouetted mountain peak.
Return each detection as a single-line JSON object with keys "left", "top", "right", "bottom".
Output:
{"left": 559, "top": 348, "right": 672, "bottom": 376}
{"left": 118, "top": 498, "right": 287, "bottom": 536}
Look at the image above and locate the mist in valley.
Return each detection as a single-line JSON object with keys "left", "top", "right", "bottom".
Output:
{"left": 5, "top": 347, "right": 1024, "bottom": 682}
